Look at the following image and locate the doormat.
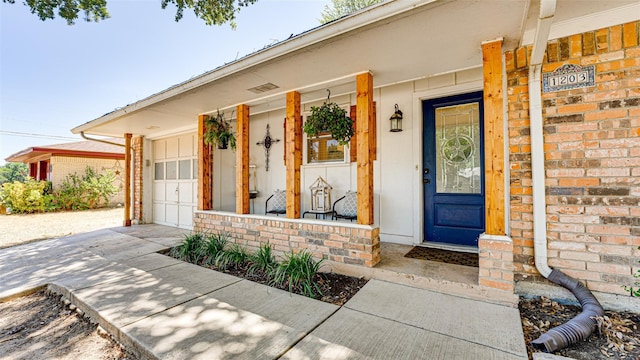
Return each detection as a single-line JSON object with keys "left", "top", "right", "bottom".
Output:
{"left": 404, "top": 247, "right": 479, "bottom": 268}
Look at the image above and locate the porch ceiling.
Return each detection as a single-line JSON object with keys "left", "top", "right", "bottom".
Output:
{"left": 71, "top": 0, "right": 634, "bottom": 139}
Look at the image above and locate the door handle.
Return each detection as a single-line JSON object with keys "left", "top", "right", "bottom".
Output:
{"left": 423, "top": 179, "right": 431, "bottom": 184}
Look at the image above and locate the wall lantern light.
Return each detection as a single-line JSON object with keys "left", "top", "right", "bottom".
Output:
{"left": 389, "top": 104, "right": 403, "bottom": 132}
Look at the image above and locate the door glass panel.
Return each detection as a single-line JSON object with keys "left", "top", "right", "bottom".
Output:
{"left": 179, "top": 159, "right": 191, "bottom": 180}
{"left": 435, "top": 102, "right": 481, "bottom": 194}
{"left": 166, "top": 161, "right": 177, "bottom": 180}
{"left": 154, "top": 162, "right": 164, "bottom": 180}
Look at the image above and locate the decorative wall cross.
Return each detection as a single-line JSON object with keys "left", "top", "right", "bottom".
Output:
{"left": 256, "top": 124, "right": 280, "bottom": 171}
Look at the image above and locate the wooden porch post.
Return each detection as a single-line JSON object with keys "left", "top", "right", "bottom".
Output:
{"left": 482, "top": 39, "right": 506, "bottom": 235}
{"left": 356, "top": 72, "right": 374, "bottom": 225}
{"left": 285, "top": 91, "right": 302, "bottom": 219}
{"left": 198, "top": 115, "right": 213, "bottom": 210}
{"left": 236, "top": 104, "right": 250, "bottom": 214}
{"left": 123, "top": 133, "right": 132, "bottom": 226}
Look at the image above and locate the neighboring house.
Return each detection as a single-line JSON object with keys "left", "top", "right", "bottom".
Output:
{"left": 5, "top": 139, "right": 126, "bottom": 205}
{"left": 71, "top": 0, "right": 639, "bottom": 307}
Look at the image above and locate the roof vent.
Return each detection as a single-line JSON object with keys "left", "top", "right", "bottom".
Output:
{"left": 247, "top": 82, "right": 279, "bottom": 94}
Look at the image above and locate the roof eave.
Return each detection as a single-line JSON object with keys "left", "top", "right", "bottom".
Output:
{"left": 71, "top": 0, "right": 440, "bottom": 135}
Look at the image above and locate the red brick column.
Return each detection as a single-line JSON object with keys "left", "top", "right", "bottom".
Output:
{"left": 479, "top": 236, "right": 515, "bottom": 292}
{"left": 133, "top": 136, "right": 144, "bottom": 223}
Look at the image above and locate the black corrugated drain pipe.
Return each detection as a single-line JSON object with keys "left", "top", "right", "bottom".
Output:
{"left": 530, "top": 269, "right": 605, "bottom": 352}
{"left": 527, "top": 0, "right": 605, "bottom": 352}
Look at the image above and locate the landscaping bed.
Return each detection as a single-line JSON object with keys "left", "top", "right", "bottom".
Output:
{"left": 166, "top": 232, "right": 368, "bottom": 306}
{"left": 519, "top": 296, "right": 640, "bottom": 360}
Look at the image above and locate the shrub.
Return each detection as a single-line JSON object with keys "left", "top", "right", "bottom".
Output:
{"left": 0, "top": 179, "right": 47, "bottom": 213}
{"left": 248, "top": 242, "right": 277, "bottom": 277}
{"left": 215, "top": 243, "right": 250, "bottom": 270}
{"left": 271, "top": 250, "right": 324, "bottom": 298}
{"left": 170, "top": 233, "right": 206, "bottom": 263}
{"left": 200, "top": 232, "right": 229, "bottom": 266}
{"left": 56, "top": 167, "right": 117, "bottom": 210}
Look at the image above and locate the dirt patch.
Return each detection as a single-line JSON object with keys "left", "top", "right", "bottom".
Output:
{"left": 0, "top": 208, "right": 123, "bottom": 249}
{"left": 0, "top": 290, "right": 135, "bottom": 360}
{"left": 520, "top": 296, "right": 640, "bottom": 360}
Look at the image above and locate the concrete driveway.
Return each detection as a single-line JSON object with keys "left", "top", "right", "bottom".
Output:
{"left": 0, "top": 224, "right": 528, "bottom": 359}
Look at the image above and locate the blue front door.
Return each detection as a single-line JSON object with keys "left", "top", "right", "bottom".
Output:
{"left": 423, "top": 92, "right": 485, "bottom": 247}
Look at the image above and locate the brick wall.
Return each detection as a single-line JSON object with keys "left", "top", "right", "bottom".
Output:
{"left": 506, "top": 21, "right": 640, "bottom": 295}
{"left": 133, "top": 136, "right": 144, "bottom": 222}
{"left": 194, "top": 211, "right": 381, "bottom": 267}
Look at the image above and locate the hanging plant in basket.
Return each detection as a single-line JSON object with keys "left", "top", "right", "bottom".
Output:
{"left": 303, "top": 92, "right": 354, "bottom": 145}
{"left": 203, "top": 110, "right": 236, "bottom": 150}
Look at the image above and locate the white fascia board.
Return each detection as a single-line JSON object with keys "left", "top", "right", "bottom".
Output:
{"left": 71, "top": 0, "right": 439, "bottom": 135}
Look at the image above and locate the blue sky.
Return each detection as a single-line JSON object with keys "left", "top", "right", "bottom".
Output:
{"left": 0, "top": 0, "right": 329, "bottom": 164}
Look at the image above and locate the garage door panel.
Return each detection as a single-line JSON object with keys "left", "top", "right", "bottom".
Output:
{"left": 178, "top": 183, "right": 193, "bottom": 204}
{"left": 153, "top": 135, "right": 196, "bottom": 230}
{"left": 153, "top": 203, "right": 166, "bottom": 224}
{"left": 154, "top": 140, "right": 166, "bottom": 160}
{"left": 192, "top": 182, "right": 198, "bottom": 203}
{"left": 166, "top": 182, "right": 179, "bottom": 202}
{"left": 167, "top": 138, "right": 179, "bottom": 158}
{"left": 179, "top": 205, "right": 193, "bottom": 228}
{"left": 165, "top": 204, "right": 178, "bottom": 226}
{"left": 179, "top": 135, "right": 193, "bottom": 157}
{"left": 154, "top": 182, "right": 166, "bottom": 201}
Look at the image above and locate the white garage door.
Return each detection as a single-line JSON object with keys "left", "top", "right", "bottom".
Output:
{"left": 153, "top": 134, "right": 197, "bottom": 229}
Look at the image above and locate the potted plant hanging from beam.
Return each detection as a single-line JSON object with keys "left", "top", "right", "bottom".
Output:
{"left": 303, "top": 90, "right": 354, "bottom": 145}
{"left": 203, "top": 110, "right": 236, "bottom": 150}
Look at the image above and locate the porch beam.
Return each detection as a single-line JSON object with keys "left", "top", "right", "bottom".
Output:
{"left": 236, "top": 104, "right": 250, "bottom": 214}
{"left": 285, "top": 91, "right": 302, "bottom": 218}
{"left": 198, "top": 114, "right": 213, "bottom": 210}
{"left": 356, "top": 72, "right": 374, "bottom": 225}
{"left": 482, "top": 39, "right": 506, "bottom": 235}
{"left": 123, "top": 133, "right": 132, "bottom": 226}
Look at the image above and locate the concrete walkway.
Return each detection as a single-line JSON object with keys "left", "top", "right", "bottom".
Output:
{"left": 0, "top": 224, "right": 528, "bottom": 359}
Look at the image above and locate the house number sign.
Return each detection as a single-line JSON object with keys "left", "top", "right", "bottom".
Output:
{"left": 543, "top": 64, "right": 595, "bottom": 93}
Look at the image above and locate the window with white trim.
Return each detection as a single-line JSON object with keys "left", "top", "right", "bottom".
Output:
{"left": 307, "top": 132, "right": 348, "bottom": 163}
{"left": 303, "top": 113, "right": 350, "bottom": 165}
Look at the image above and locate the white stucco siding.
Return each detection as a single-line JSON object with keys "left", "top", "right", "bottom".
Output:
{"left": 50, "top": 156, "right": 125, "bottom": 206}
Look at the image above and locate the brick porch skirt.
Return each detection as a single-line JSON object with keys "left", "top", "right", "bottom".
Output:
{"left": 193, "top": 211, "right": 381, "bottom": 267}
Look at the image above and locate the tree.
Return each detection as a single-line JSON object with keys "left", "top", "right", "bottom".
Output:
{"left": 1, "top": 0, "right": 258, "bottom": 27}
{"left": 319, "top": 0, "right": 383, "bottom": 24}
{"left": 0, "top": 163, "right": 29, "bottom": 184}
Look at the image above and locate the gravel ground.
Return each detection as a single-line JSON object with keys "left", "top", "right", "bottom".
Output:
{"left": 0, "top": 208, "right": 123, "bottom": 249}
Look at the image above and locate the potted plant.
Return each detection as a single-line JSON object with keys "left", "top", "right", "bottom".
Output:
{"left": 203, "top": 110, "right": 236, "bottom": 150}
{"left": 303, "top": 93, "right": 354, "bottom": 145}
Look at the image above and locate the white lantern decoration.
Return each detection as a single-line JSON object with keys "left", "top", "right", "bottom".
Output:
{"left": 309, "top": 176, "right": 332, "bottom": 211}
